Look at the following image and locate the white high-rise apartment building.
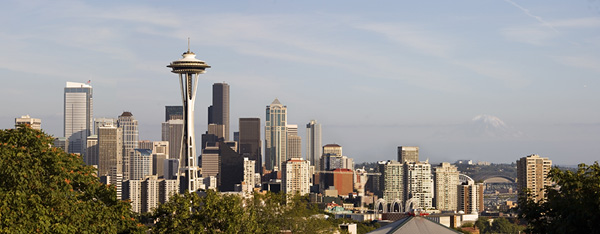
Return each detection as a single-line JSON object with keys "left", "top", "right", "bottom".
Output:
{"left": 306, "top": 120, "right": 322, "bottom": 170}
{"left": 242, "top": 158, "right": 256, "bottom": 194}
{"left": 286, "top": 124, "right": 302, "bottom": 160}
{"left": 517, "top": 154, "right": 552, "bottom": 203}
{"left": 379, "top": 161, "right": 404, "bottom": 203}
{"left": 434, "top": 162, "right": 459, "bottom": 211}
{"left": 282, "top": 158, "right": 310, "bottom": 196}
{"left": 15, "top": 115, "right": 41, "bottom": 130}
{"left": 64, "top": 82, "right": 93, "bottom": 155}
{"left": 265, "top": 98, "right": 287, "bottom": 171}
{"left": 404, "top": 161, "right": 434, "bottom": 210}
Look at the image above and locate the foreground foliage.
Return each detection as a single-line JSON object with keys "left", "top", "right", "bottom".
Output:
{"left": 152, "top": 191, "right": 340, "bottom": 233}
{"left": 518, "top": 162, "right": 600, "bottom": 234}
{"left": 0, "top": 126, "right": 142, "bottom": 233}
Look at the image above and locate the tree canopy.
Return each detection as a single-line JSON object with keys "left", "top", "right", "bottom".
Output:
{"left": 0, "top": 126, "right": 142, "bottom": 233}
{"left": 518, "top": 162, "right": 600, "bottom": 233}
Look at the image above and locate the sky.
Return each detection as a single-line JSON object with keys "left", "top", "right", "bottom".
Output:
{"left": 1, "top": 0, "right": 599, "bottom": 165}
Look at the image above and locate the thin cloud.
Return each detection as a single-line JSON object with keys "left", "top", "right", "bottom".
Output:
{"left": 503, "top": 0, "right": 559, "bottom": 32}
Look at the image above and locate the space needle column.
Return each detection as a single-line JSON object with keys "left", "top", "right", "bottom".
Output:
{"left": 167, "top": 45, "right": 210, "bottom": 193}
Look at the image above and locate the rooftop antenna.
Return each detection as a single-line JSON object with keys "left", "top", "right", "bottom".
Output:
{"left": 187, "top": 37, "right": 190, "bottom": 53}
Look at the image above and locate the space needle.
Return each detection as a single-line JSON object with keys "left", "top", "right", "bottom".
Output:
{"left": 167, "top": 41, "right": 210, "bottom": 193}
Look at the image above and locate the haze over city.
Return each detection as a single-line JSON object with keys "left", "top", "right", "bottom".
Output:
{"left": 1, "top": 0, "right": 599, "bottom": 165}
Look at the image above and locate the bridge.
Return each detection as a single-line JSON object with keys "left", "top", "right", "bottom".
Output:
{"left": 472, "top": 174, "right": 516, "bottom": 183}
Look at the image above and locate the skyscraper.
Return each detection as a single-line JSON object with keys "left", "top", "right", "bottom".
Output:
{"left": 162, "top": 119, "right": 183, "bottom": 160}
{"left": 165, "top": 106, "right": 183, "bottom": 121}
{"left": 306, "top": 120, "right": 322, "bottom": 170}
{"left": 517, "top": 154, "right": 552, "bottom": 203}
{"left": 64, "top": 81, "right": 93, "bottom": 155}
{"left": 167, "top": 46, "right": 210, "bottom": 193}
{"left": 265, "top": 98, "right": 287, "bottom": 171}
{"left": 286, "top": 124, "right": 302, "bottom": 160}
{"left": 379, "top": 160, "right": 404, "bottom": 205}
{"left": 129, "top": 149, "right": 153, "bottom": 180}
{"left": 323, "top": 144, "right": 342, "bottom": 156}
{"left": 97, "top": 125, "right": 123, "bottom": 199}
{"left": 15, "top": 115, "right": 41, "bottom": 130}
{"left": 239, "top": 118, "right": 261, "bottom": 175}
{"left": 118, "top": 111, "right": 139, "bottom": 181}
{"left": 434, "top": 163, "right": 459, "bottom": 211}
{"left": 398, "top": 146, "right": 419, "bottom": 163}
{"left": 209, "top": 83, "right": 230, "bottom": 141}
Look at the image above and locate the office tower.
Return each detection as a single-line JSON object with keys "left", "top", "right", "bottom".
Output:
{"left": 64, "top": 81, "right": 93, "bottom": 155}
{"left": 129, "top": 149, "right": 153, "bottom": 180}
{"left": 398, "top": 146, "right": 419, "bottom": 163}
{"left": 323, "top": 144, "right": 342, "bottom": 156}
{"left": 286, "top": 124, "right": 302, "bottom": 160}
{"left": 97, "top": 125, "right": 123, "bottom": 198}
{"left": 434, "top": 163, "right": 459, "bottom": 211}
{"left": 517, "top": 154, "right": 552, "bottom": 203}
{"left": 15, "top": 115, "right": 41, "bottom": 130}
{"left": 306, "top": 120, "right": 322, "bottom": 170}
{"left": 201, "top": 143, "right": 220, "bottom": 178}
{"left": 239, "top": 118, "right": 261, "bottom": 175}
{"left": 458, "top": 180, "right": 484, "bottom": 214}
{"left": 321, "top": 154, "right": 343, "bottom": 171}
{"left": 118, "top": 112, "right": 139, "bottom": 151}
{"left": 282, "top": 158, "right": 310, "bottom": 196}
{"left": 218, "top": 142, "right": 244, "bottom": 191}
{"left": 165, "top": 106, "right": 183, "bottom": 121}
{"left": 152, "top": 141, "right": 169, "bottom": 156}
{"left": 138, "top": 140, "right": 153, "bottom": 150}
{"left": 164, "top": 159, "right": 180, "bottom": 180}
{"left": 242, "top": 158, "right": 256, "bottom": 193}
{"left": 342, "top": 156, "right": 354, "bottom": 171}
{"left": 162, "top": 119, "right": 183, "bottom": 160}
{"left": 208, "top": 83, "right": 230, "bottom": 141}
{"left": 53, "top": 137, "right": 68, "bottom": 152}
{"left": 167, "top": 45, "right": 210, "bottom": 193}
{"left": 207, "top": 123, "right": 225, "bottom": 140}
{"left": 94, "top": 118, "right": 116, "bottom": 135}
{"left": 404, "top": 161, "right": 434, "bottom": 210}
{"left": 379, "top": 161, "right": 404, "bottom": 204}
{"left": 153, "top": 153, "right": 168, "bottom": 178}
{"left": 85, "top": 135, "right": 98, "bottom": 166}
{"left": 265, "top": 98, "right": 287, "bottom": 171}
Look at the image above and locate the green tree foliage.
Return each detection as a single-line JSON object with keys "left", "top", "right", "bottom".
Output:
{"left": 152, "top": 191, "right": 339, "bottom": 233}
{"left": 474, "top": 217, "right": 491, "bottom": 233}
{"left": 0, "top": 126, "right": 143, "bottom": 233}
{"left": 518, "top": 162, "right": 600, "bottom": 234}
{"left": 489, "top": 218, "right": 523, "bottom": 234}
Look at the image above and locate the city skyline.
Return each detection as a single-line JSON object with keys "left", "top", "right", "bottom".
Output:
{"left": 1, "top": 1, "right": 599, "bottom": 165}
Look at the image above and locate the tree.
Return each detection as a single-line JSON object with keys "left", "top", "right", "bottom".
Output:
{"left": 519, "top": 162, "right": 600, "bottom": 233}
{"left": 474, "top": 217, "right": 490, "bottom": 233}
{"left": 0, "top": 126, "right": 143, "bottom": 233}
{"left": 489, "top": 218, "right": 522, "bottom": 234}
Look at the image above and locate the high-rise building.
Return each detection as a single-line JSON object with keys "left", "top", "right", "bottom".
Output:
{"left": 209, "top": 83, "right": 230, "bottom": 141}
{"left": 286, "top": 124, "right": 302, "bottom": 160}
{"left": 85, "top": 135, "right": 98, "bottom": 166}
{"left": 306, "top": 120, "right": 322, "bottom": 170}
{"left": 323, "top": 144, "right": 342, "bottom": 156}
{"left": 162, "top": 119, "right": 183, "bottom": 160}
{"left": 434, "top": 163, "right": 459, "bottom": 211}
{"left": 379, "top": 161, "right": 404, "bottom": 204}
{"left": 207, "top": 123, "right": 225, "bottom": 140}
{"left": 138, "top": 140, "right": 153, "bottom": 150}
{"left": 129, "top": 149, "right": 153, "bottom": 180}
{"left": 53, "top": 137, "right": 68, "bottom": 152}
{"left": 201, "top": 143, "right": 220, "bottom": 178}
{"left": 242, "top": 158, "right": 256, "bottom": 194}
{"left": 164, "top": 159, "right": 179, "bottom": 180}
{"left": 404, "top": 161, "right": 434, "bottom": 210}
{"left": 118, "top": 112, "right": 139, "bottom": 181}
{"left": 64, "top": 81, "right": 93, "bottom": 155}
{"left": 165, "top": 106, "right": 183, "bottom": 121}
{"left": 239, "top": 118, "right": 261, "bottom": 175}
{"left": 167, "top": 46, "right": 210, "bottom": 193}
{"left": 15, "top": 115, "right": 41, "bottom": 130}
{"left": 94, "top": 118, "right": 116, "bottom": 135}
{"left": 323, "top": 168, "right": 354, "bottom": 197}
{"left": 265, "top": 98, "right": 287, "bottom": 171}
{"left": 398, "top": 146, "right": 419, "bottom": 163}
{"left": 517, "top": 154, "right": 552, "bottom": 203}
{"left": 282, "top": 158, "right": 310, "bottom": 196}
{"left": 97, "top": 125, "right": 123, "bottom": 199}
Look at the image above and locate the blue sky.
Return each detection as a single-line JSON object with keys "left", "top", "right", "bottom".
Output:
{"left": 1, "top": 0, "right": 599, "bottom": 165}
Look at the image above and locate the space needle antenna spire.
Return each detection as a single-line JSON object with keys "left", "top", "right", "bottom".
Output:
{"left": 167, "top": 41, "right": 211, "bottom": 193}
